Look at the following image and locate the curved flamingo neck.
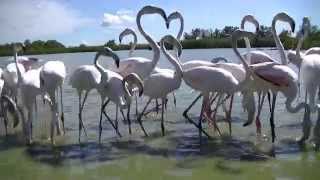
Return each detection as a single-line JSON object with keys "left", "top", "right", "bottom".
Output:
{"left": 176, "top": 14, "right": 184, "bottom": 40}
{"left": 272, "top": 18, "right": 287, "bottom": 65}
{"left": 295, "top": 36, "right": 304, "bottom": 61}
{"left": 136, "top": 11, "right": 160, "bottom": 71}
{"left": 174, "top": 14, "right": 184, "bottom": 59}
{"left": 161, "top": 42, "right": 183, "bottom": 79}
{"left": 129, "top": 32, "right": 137, "bottom": 57}
{"left": 94, "top": 53, "right": 106, "bottom": 78}
{"left": 13, "top": 48, "right": 23, "bottom": 84}
{"left": 241, "top": 21, "right": 252, "bottom": 63}
{"left": 232, "top": 38, "right": 251, "bottom": 76}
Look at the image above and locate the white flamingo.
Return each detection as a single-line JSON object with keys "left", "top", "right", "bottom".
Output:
{"left": 232, "top": 29, "right": 309, "bottom": 143}
{"left": 11, "top": 44, "right": 48, "bottom": 144}
{"left": 136, "top": 35, "right": 183, "bottom": 136}
{"left": 240, "top": 13, "right": 296, "bottom": 135}
{"left": 110, "top": 6, "right": 167, "bottom": 134}
{"left": 148, "top": 35, "right": 243, "bottom": 139}
{"left": 69, "top": 47, "right": 143, "bottom": 142}
{"left": 40, "top": 61, "right": 66, "bottom": 137}
{"left": 287, "top": 17, "right": 320, "bottom": 144}
{"left": 93, "top": 47, "right": 144, "bottom": 141}
{"left": 69, "top": 48, "right": 120, "bottom": 142}
{"left": 205, "top": 15, "right": 260, "bottom": 133}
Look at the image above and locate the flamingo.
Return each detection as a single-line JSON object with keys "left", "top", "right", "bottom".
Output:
{"left": 109, "top": 6, "right": 167, "bottom": 134}
{"left": 119, "top": 28, "right": 141, "bottom": 121}
{"left": 11, "top": 44, "right": 48, "bottom": 144}
{"left": 69, "top": 47, "right": 143, "bottom": 142}
{"left": 147, "top": 35, "right": 243, "bottom": 140}
{"left": 232, "top": 29, "right": 309, "bottom": 143}
{"left": 40, "top": 61, "right": 66, "bottom": 138}
{"left": 135, "top": 35, "right": 183, "bottom": 136}
{"left": 93, "top": 47, "right": 144, "bottom": 142}
{"left": 287, "top": 17, "right": 320, "bottom": 144}
{"left": 240, "top": 13, "right": 296, "bottom": 135}
{"left": 69, "top": 48, "right": 120, "bottom": 142}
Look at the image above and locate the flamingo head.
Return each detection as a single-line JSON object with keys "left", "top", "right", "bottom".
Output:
{"left": 140, "top": 5, "right": 168, "bottom": 28}
{"left": 119, "top": 28, "right": 135, "bottom": 44}
{"left": 13, "top": 43, "right": 25, "bottom": 54}
{"left": 122, "top": 73, "right": 143, "bottom": 107}
{"left": 300, "top": 17, "right": 311, "bottom": 39}
{"left": 274, "top": 12, "right": 295, "bottom": 33}
{"left": 167, "top": 11, "right": 182, "bottom": 28}
{"left": 232, "top": 29, "right": 255, "bottom": 44}
{"left": 287, "top": 50, "right": 302, "bottom": 67}
{"left": 95, "top": 47, "right": 120, "bottom": 68}
{"left": 241, "top": 15, "right": 259, "bottom": 33}
{"left": 161, "top": 35, "right": 182, "bottom": 57}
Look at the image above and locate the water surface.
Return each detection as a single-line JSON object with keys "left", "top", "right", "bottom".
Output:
{"left": 0, "top": 49, "right": 319, "bottom": 180}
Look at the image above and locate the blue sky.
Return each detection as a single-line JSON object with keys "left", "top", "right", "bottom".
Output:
{"left": 0, "top": 0, "right": 319, "bottom": 46}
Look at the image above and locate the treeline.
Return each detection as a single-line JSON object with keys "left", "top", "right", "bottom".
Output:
{"left": 0, "top": 25, "right": 319, "bottom": 57}
{"left": 182, "top": 25, "right": 320, "bottom": 49}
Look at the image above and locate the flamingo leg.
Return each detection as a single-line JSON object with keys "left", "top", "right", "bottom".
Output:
{"left": 27, "top": 110, "right": 33, "bottom": 145}
{"left": 120, "top": 109, "right": 126, "bottom": 122}
{"left": 313, "top": 107, "right": 320, "bottom": 150}
{"left": 198, "top": 97, "right": 206, "bottom": 142}
{"left": 270, "top": 93, "right": 277, "bottom": 143}
{"left": 115, "top": 105, "right": 119, "bottom": 133}
{"left": 135, "top": 94, "right": 138, "bottom": 117}
{"left": 60, "top": 86, "right": 65, "bottom": 133}
{"left": 78, "top": 93, "right": 82, "bottom": 143}
{"left": 209, "top": 93, "right": 219, "bottom": 106}
{"left": 1, "top": 100, "right": 8, "bottom": 136}
{"left": 267, "top": 91, "right": 272, "bottom": 113}
{"left": 227, "top": 94, "right": 234, "bottom": 135}
{"left": 173, "top": 92, "right": 177, "bottom": 107}
{"left": 137, "top": 98, "right": 151, "bottom": 136}
{"left": 127, "top": 104, "right": 132, "bottom": 134}
{"left": 164, "top": 98, "right": 168, "bottom": 110}
{"left": 182, "top": 94, "right": 211, "bottom": 138}
{"left": 255, "top": 92, "right": 266, "bottom": 135}
{"left": 156, "top": 99, "right": 159, "bottom": 114}
{"left": 298, "top": 91, "right": 312, "bottom": 144}
{"left": 80, "top": 92, "right": 89, "bottom": 137}
{"left": 161, "top": 97, "right": 165, "bottom": 136}
{"left": 206, "top": 94, "right": 224, "bottom": 136}
{"left": 101, "top": 99, "right": 122, "bottom": 138}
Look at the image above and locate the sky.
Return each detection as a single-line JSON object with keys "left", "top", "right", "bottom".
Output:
{"left": 0, "top": 0, "right": 319, "bottom": 46}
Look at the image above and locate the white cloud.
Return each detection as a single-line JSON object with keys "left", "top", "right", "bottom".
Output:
{"left": 102, "top": 9, "right": 135, "bottom": 28}
{"left": 80, "top": 40, "right": 89, "bottom": 46}
{"left": 0, "top": 0, "right": 92, "bottom": 43}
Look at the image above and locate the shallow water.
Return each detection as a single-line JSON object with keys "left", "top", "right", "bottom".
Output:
{"left": 0, "top": 49, "right": 319, "bottom": 180}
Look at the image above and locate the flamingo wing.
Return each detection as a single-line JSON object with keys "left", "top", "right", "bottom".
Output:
{"left": 253, "top": 64, "right": 291, "bottom": 87}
